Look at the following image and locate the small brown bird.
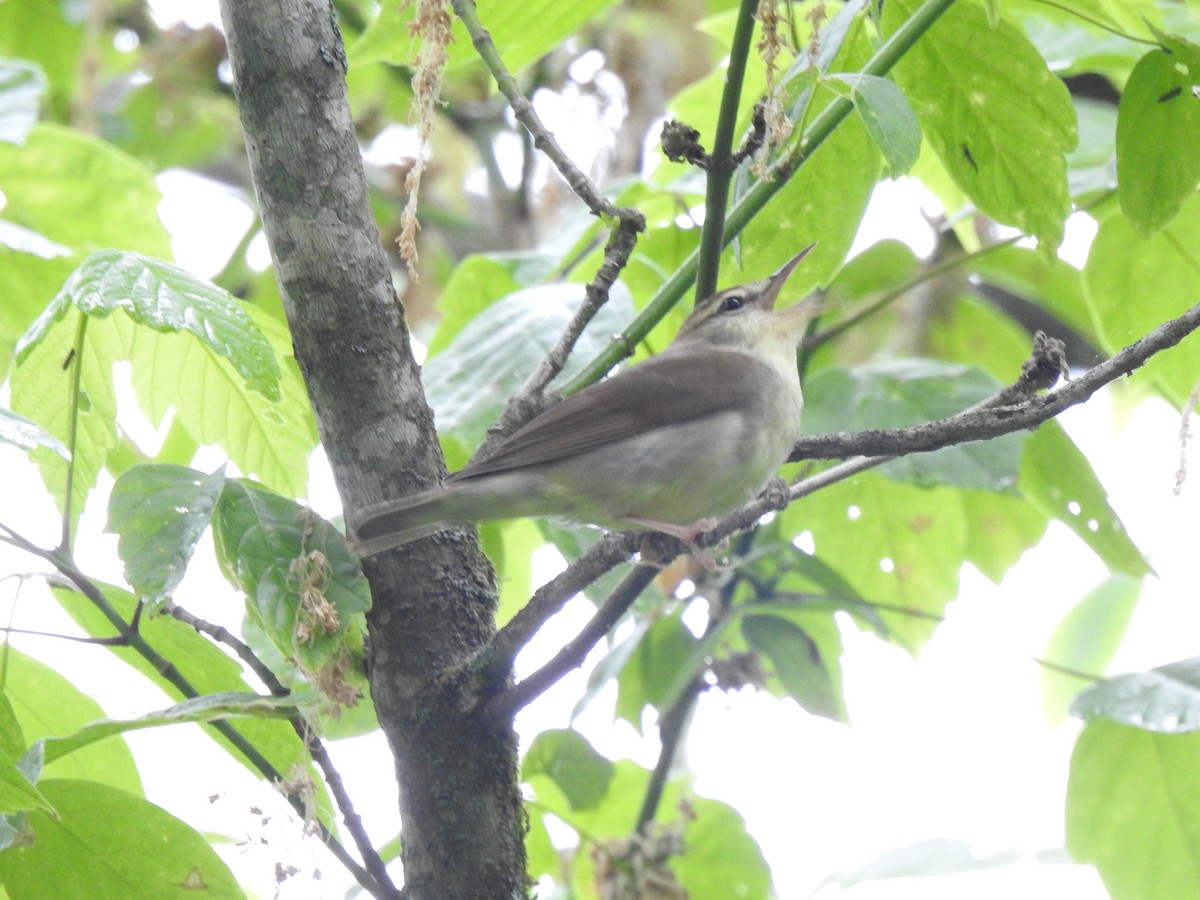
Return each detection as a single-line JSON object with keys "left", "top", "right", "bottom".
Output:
{"left": 350, "top": 245, "right": 817, "bottom": 556}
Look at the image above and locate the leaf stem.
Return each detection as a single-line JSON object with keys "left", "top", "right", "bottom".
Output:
{"left": 60, "top": 313, "right": 88, "bottom": 551}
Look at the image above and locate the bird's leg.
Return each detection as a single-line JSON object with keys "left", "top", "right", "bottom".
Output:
{"left": 623, "top": 516, "right": 726, "bottom": 570}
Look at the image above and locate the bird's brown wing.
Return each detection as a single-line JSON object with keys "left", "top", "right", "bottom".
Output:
{"left": 451, "top": 351, "right": 771, "bottom": 482}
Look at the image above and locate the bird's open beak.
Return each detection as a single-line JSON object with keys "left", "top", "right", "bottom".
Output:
{"left": 761, "top": 242, "right": 817, "bottom": 311}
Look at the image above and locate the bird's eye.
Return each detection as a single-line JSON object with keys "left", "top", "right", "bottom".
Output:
{"left": 719, "top": 294, "right": 745, "bottom": 313}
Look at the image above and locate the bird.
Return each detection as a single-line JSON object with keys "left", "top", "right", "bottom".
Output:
{"left": 349, "top": 244, "right": 818, "bottom": 557}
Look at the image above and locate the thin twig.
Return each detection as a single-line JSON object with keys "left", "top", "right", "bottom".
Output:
{"left": 635, "top": 675, "right": 699, "bottom": 833}
{"left": 450, "top": 0, "right": 646, "bottom": 441}
{"left": 161, "top": 601, "right": 397, "bottom": 894}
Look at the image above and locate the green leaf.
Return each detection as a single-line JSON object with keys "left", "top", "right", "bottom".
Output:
{"left": 47, "top": 581, "right": 327, "bottom": 818}
{"left": 828, "top": 73, "right": 922, "bottom": 178}
{"left": 0, "top": 745, "right": 52, "bottom": 815}
{"left": 0, "top": 123, "right": 170, "bottom": 257}
{"left": 425, "top": 254, "right": 522, "bottom": 358}
{"left": 780, "top": 473, "right": 967, "bottom": 649}
{"left": 522, "top": 728, "right": 615, "bottom": 812}
{"left": 1067, "top": 720, "right": 1200, "bottom": 899}
{"left": 0, "top": 648, "right": 141, "bottom": 796}
{"left": 1085, "top": 192, "right": 1200, "bottom": 408}
{"left": 106, "top": 465, "right": 226, "bottom": 602}
{"left": 0, "top": 779, "right": 242, "bottom": 898}
{"left": 742, "top": 613, "right": 845, "bottom": 722}
{"left": 17, "top": 250, "right": 281, "bottom": 400}
{"left": 1071, "top": 656, "right": 1200, "bottom": 732}
{"left": 0, "top": 59, "right": 45, "bottom": 145}
{"left": 614, "top": 613, "right": 699, "bottom": 732}
{"left": 669, "top": 797, "right": 772, "bottom": 900}
{"left": 0, "top": 407, "right": 67, "bottom": 458}
{"left": 1020, "top": 424, "right": 1150, "bottom": 578}
{"left": 803, "top": 359, "right": 1025, "bottom": 491}
{"left": 41, "top": 692, "right": 304, "bottom": 766}
{"left": 129, "top": 303, "right": 317, "bottom": 499}
{"left": 423, "top": 281, "right": 635, "bottom": 452}
{"left": 1042, "top": 576, "right": 1141, "bottom": 724}
{"left": 1116, "top": 48, "right": 1200, "bottom": 236}
{"left": 212, "top": 479, "right": 370, "bottom": 672}
{"left": 352, "top": 0, "right": 623, "bottom": 76}
{"left": 883, "top": 0, "right": 1076, "bottom": 250}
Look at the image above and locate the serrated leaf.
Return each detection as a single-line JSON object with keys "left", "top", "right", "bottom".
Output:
{"left": 18, "top": 250, "right": 281, "bottom": 400}
{"left": 0, "top": 779, "right": 241, "bottom": 897}
{"left": 1042, "top": 576, "right": 1141, "bottom": 724}
{"left": 1067, "top": 720, "right": 1200, "bottom": 899}
{"left": 129, "top": 304, "right": 317, "bottom": 499}
{"left": 742, "top": 614, "right": 844, "bottom": 721}
{"left": 522, "top": 728, "right": 614, "bottom": 812}
{"left": 1116, "top": 49, "right": 1200, "bottom": 236}
{"left": 1071, "top": 657, "right": 1200, "bottom": 732}
{"left": 884, "top": 0, "right": 1076, "bottom": 250}
{"left": 828, "top": 73, "right": 921, "bottom": 178}
{"left": 212, "top": 479, "right": 370, "bottom": 671}
{"left": 106, "top": 465, "right": 226, "bottom": 602}
{"left": 423, "top": 281, "right": 635, "bottom": 451}
{"left": 803, "top": 359, "right": 1025, "bottom": 491}
{"left": 41, "top": 692, "right": 304, "bottom": 766}
{"left": 0, "top": 59, "right": 45, "bottom": 145}
{"left": 0, "top": 407, "right": 67, "bottom": 458}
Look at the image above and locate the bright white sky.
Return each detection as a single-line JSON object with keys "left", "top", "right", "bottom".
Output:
{"left": 5, "top": 3, "right": 1198, "bottom": 897}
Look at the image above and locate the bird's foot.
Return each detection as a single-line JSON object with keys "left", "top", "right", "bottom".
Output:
{"left": 625, "top": 516, "right": 727, "bottom": 570}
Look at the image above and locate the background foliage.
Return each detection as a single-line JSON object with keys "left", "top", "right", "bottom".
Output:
{"left": 1, "top": 0, "right": 1200, "bottom": 897}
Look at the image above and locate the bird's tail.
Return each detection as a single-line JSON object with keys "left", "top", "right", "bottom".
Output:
{"left": 347, "top": 489, "right": 455, "bottom": 557}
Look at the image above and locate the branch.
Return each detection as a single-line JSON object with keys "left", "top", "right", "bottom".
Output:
{"left": 483, "top": 564, "right": 659, "bottom": 722}
{"left": 466, "top": 531, "right": 642, "bottom": 699}
{"left": 450, "top": 0, "right": 647, "bottom": 442}
{"left": 3, "top": 530, "right": 388, "bottom": 897}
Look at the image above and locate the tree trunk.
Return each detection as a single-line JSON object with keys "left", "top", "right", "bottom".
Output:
{"left": 218, "top": 2, "right": 526, "bottom": 897}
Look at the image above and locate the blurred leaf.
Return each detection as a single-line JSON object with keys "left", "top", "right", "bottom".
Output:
{"left": 426, "top": 255, "right": 521, "bottom": 357}
{"left": 0, "top": 779, "right": 241, "bottom": 897}
{"left": 615, "top": 612, "right": 699, "bottom": 732}
{"left": 522, "top": 728, "right": 614, "bottom": 812}
{"left": 960, "top": 487, "right": 1048, "bottom": 584}
{"left": 1042, "top": 576, "right": 1141, "bottom": 724}
{"left": 1067, "top": 720, "right": 1200, "bottom": 899}
{"left": 827, "top": 73, "right": 921, "bottom": 178}
{"left": 670, "top": 797, "right": 772, "bottom": 900}
{"left": 1084, "top": 192, "right": 1200, "bottom": 408}
{"left": 884, "top": 0, "right": 1076, "bottom": 250}
{"left": 0, "top": 648, "right": 141, "bottom": 795}
{"left": 1020, "top": 424, "right": 1150, "bottom": 578}
{"left": 0, "top": 744, "right": 51, "bottom": 815}
{"left": 1068, "top": 97, "right": 1118, "bottom": 199}
{"left": 0, "top": 59, "right": 45, "bottom": 145}
{"left": 106, "top": 465, "right": 225, "bottom": 602}
{"left": 1072, "top": 656, "right": 1200, "bottom": 732}
{"left": 48, "top": 581, "right": 331, "bottom": 823}
{"left": 212, "top": 479, "right": 370, "bottom": 672}
{"left": 1116, "top": 48, "right": 1200, "bottom": 236}
{"left": 0, "top": 407, "right": 67, "bottom": 458}
{"left": 818, "top": 837, "right": 1020, "bottom": 891}
{"left": 804, "top": 359, "right": 1025, "bottom": 491}
{"left": 742, "top": 613, "right": 845, "bottom": 722}
{"left": 41, "top": 692, "right": 303, "bottom": 766}
{"left": 423, "top": 281, "right": 635, "bottom": 452}
{"left": 353, "top": 0, "right": 622, "bottom": 75}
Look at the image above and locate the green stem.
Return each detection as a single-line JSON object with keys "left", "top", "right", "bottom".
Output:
{"left": 560, "top": 0, "right": 957, "bottom": 396}
{"left": 694, "top": 0, "right": 761, "bottom": 303}
{"left": 60, "top": 314, "right": 89, "bottom": 551}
